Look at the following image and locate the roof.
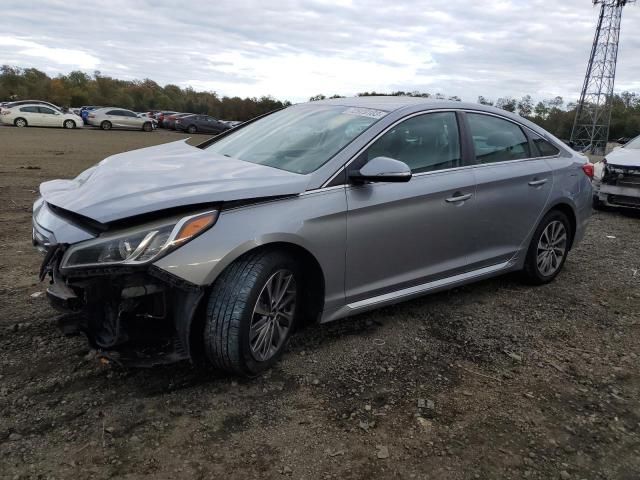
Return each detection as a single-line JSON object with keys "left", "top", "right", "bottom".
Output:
{"left": 307, "top": 95, "right": 481, "bottom": 113}
{"left": 307, "top": 96, "right": 552, "bottom": 139}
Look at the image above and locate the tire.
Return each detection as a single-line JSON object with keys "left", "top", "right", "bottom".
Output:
{"left": 100, "top": 121, "right": 112, "bottom": 130}
{"left": 14, "top": 118, "right": 27, "bottom": 128}
{"left": 522, "top": 210, "right": 572, "bottom": 285}
{"left": 204, "top": 250, "right": 302, "bottom": 376}
{"left": 63, "top": 120, "right": 75, "bottom": 129}
{"left": 187, "top": 125, "right": 197, "bottom": 134}
{"left": 142, "top": 122, "right": 152, "bottom": 132}
{"left": 592, "top": 195, "right": 606, "bottom": 211}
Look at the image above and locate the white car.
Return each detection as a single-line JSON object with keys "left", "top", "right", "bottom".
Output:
{"left": 0, "top": 104, "right": 83, "bottom": 129}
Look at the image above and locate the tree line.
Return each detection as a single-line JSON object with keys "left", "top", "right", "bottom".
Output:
{"left": 0, "top": 66, "right": 290, "bottom": 121}
{"left": 2, "top": 65, "right": 639, "bottom": 139}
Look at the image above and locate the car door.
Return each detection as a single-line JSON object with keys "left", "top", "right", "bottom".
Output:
{"left": 464, "top": 112, "right": 553, "bottom": 269}
{"left": 18, "top": 106, "right": 40, "bottom": 125}
{"left": 344, "top": 111, "right": 477, "bottom": 304}
{"left": 121, "top": 110, "right": 138, "bottom": 128}
{"left": 203, "top": 116, "right": 219, "bottom": 133}
{"left": 38, "top": 107, "right": 60, "bottom": 126}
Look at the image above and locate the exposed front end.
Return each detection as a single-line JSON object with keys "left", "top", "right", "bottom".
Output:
{"left": 593, "top": 160, "right": 640, "bottom": 209}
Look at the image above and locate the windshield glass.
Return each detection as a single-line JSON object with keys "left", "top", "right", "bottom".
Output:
{"left": 624, "top": 135, "right": 640, "bottom": 149}
{"left": 205, "top": 105, "right": 385, "bottom": 174}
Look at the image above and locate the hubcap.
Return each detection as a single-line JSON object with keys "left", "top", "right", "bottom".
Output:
{"left": 536, "top": 220, "right": 567, "bottom": 276}
{"left": 249, "top": 269, "right": 296, "bottom": 362}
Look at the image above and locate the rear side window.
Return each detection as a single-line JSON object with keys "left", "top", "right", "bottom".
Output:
{"left": 106, "top": 110, "right": 120, "bottom": 115}
{"left": 20, "top": 106, "right": 39, "bottom": 113}
{"left": 530, "top": 133, "right": 560, "bottom": 157}
{"left": 365, "top": 112, "right": 462, "bottom": 173}
{"left": 467, "top": 113, "right": 530, "bottom": 163}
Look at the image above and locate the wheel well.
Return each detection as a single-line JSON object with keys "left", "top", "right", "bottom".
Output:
{"left": 187, "top": 242, "right": 326, "bottom": 361}
{"left": 548, "top": 203, "right": 577, "bottom": 249}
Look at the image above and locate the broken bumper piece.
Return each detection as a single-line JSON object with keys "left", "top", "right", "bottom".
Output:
{"left": 594, "top": 164, "right": 640, "bottom": 209}
{"left": 42, "top": 251, "right": 204, "bottom": 367}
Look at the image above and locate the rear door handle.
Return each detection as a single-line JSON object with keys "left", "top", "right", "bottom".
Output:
{"left": 445, "top": 193, "right": 472, "bottom": 203}
{"left": 528, "top": 178, "right": 548, "bottom": 186}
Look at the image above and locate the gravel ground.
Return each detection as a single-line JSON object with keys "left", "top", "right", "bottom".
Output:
{"left": 1, "top": 126, "right": 639, "bottom": 480}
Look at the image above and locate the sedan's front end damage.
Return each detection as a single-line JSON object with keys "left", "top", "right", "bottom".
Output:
{"left": 33, "top": 200, "right": 214, "bottom": 366}
{"left": 593, "top": 139, "right": 640, "bottom": 210}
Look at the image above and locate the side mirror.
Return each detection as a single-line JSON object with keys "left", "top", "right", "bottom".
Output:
{"left": 349, "top": 156, "right": 412, "bottom": 183}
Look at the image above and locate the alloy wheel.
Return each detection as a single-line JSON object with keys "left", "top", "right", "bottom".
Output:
{"left": 536, "top": 220, "right": 567, "bottom": 276}
{"left": 249, "top": 269, "right": 297, "bottom": 362}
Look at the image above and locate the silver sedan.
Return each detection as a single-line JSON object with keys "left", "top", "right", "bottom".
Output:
{"left": 33, "top": 97, "right": 592, "bottom": 375}
{"left": 87, "top": 107, "right": 154, "bottom": 131}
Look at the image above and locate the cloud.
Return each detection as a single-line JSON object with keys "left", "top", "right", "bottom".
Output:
{"left": 0, "top": 0, "right": 639, "bottom": 103}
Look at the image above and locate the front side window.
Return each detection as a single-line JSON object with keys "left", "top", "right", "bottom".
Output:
{"left": 365, "top": 112, "right": 462, "bottom": 173}
{"left": 206, "top": 105, "right": 383, "bottom": 174}
{"left": 38, "top": 107, "right": 55, "bottom": 114}
{"left": 467, "top": 113, "right": 530, "bottom": 163}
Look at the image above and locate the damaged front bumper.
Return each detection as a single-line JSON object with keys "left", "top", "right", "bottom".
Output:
{"left": 39, "top": 244, "right": 204, "bottom": 367}
{"left": 593, "top": 163, "right": 640, "bottom": 209}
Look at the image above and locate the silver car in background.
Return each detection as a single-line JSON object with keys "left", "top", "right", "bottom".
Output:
{"left": 87, "top": 107, "right": 154, "bottom": 131}
{"left": 32, "top": 97, "right": 592, "bottom": 375}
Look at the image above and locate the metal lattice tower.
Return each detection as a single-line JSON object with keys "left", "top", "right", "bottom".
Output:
{"left": 570, "top": 0, "right": 634, "bottom": 155}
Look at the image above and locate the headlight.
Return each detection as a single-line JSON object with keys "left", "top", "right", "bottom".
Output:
{"left": 61, "top": 210, "right": 218, "bottom": 269}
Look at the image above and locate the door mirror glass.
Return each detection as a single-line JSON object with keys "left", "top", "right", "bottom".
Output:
{"left": 349, "top": 156, "right": 412, "bottom": 183}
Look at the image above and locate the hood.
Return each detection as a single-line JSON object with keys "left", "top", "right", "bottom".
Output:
{"left": 40, "top": 140, "right": 310, "bottom": 223}
{"left": 606, "top": 146, "right": 640, "bottom": 167}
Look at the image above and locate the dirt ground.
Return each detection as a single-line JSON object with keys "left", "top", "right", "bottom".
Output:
{"left": 0, "top": 126, "right": 639, "bottom": 480}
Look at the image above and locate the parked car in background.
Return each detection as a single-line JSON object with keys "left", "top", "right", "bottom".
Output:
{"left": 175, "top": 114, "right": 231, "bottom": 134}
{"left": 163, "top": 113, "right": 194, "bottom": 130}
{"left": 80, "top": 106, "right": 102, "bottom": 125}
{"left": 592, "top": 134, "right": 640, "bottom": 210}
{"left": 87, "top": 108, "right": 154, "bottom": 131}
{"left": 155, "top": 111, "right": 178, "bottom": 127}
{"left": 32, "top": 97, "right": 592, "bottom": 375}
{"left": 1, "top": 103, "right": 82, "bottom": 128}
{"left": 3, "top": 100, "right": 63, "bottom": 112}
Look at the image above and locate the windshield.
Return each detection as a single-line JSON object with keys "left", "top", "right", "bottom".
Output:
{"left": 624, "top": 135, "right": 640, "bottom": 149}
{"left": 205, "top": 105, "right": 385, "bottom": 174}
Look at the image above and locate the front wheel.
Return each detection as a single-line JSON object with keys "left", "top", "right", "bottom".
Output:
{"left": 522, "top": 210, "right": 571, "bottom": 285}
{"left": 187, "top": 125, "right": 197, "bottom": 134}
{"left": 204, "top": 250, "right": 301, "bottom": 376}
{"left": 63, "top": 119, "right": 75, "bottom": 129}
{"left": 142, "top": 122, "right": 152, "bottom": 132}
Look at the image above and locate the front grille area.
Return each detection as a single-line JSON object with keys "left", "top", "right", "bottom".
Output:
{"left": 609, "top": 195, "right": 640, "bottom": 207}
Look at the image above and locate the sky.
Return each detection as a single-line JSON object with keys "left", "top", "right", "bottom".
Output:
{"left": 1, "top": 0, "right": 640, "bottom": 103}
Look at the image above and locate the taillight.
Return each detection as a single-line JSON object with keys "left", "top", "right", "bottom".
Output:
{"left": 582, "top": 162, "right": 594, "bottom": 179}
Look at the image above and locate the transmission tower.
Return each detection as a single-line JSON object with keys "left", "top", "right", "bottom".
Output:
{"left": 570, "top": 0, "right": 634, "bottom": 155}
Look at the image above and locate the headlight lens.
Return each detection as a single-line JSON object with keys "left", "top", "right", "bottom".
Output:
{"left": 62, "top": 210, "right": 218, "bottom": 269}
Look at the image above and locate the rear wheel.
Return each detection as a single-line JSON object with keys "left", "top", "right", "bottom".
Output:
{"left": 63, "top": 119, "right": 75, "bottom": 129}
{"left": 203, "top": 250, "right": 301, "bottom": 376}
{"left": 14, "top": 118, "right": 27, "bottom": 128}
{"left": 187, "top": 125, "right": 197, "bottom": 134}
{"left": 101, "top": 121, "right": 112, "bottom": 130}
{"left": 522, "top": 210, "right": 571, "bottom": 285}
{"left": 142, "top": 122, "right": 152, "bottom": 132}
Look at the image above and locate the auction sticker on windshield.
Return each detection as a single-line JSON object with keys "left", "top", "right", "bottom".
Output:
{"left": 343, "top": 107, "right": 388, "bottom": 119}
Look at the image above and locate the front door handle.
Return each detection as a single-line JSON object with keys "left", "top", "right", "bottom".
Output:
{"left": 528, "top": 178, "right": 548, "bottom": 187}
{"left": 445, "top": 193, "right": 472, "bottom": 203}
